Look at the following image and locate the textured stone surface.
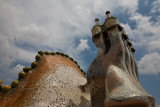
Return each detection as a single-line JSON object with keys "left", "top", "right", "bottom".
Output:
{"left": 27, "top": 65, "right": 90, "bottom": 107}
{"left": 0, "top": 55, "right": 91, "bottom": 107}
{"left": 86, "top": 12, "right": 155, "bottom": 107}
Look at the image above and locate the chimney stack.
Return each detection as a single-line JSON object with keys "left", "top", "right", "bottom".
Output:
{"left": 106, "top": 11, "right": 112, "bottom": 19}
{"left": 95, "top": 18, "right": 100, "bottom": 25}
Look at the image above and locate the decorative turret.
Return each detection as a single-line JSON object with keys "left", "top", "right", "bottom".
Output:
{"left": 91, "top": 18, "right": 102, "bottom": 40}
{"left": 127, "top": 39, "right": 132, "bottom": 46}
{"left": 106, "top": 11, "right": 112, "bottom": 19}
{"left": 131, "top": 46, "right": 136, "bottom": 52}
{"left": 95, "top": 18, "right": 100, "bottom": 25}
{"left": 104, "top": 11, "right": 120, "bottom": 30}
{"left": 122, "top": 27, "right": 129, "bottom": 40}
{"left": 88, "top": 10, "right": 155, "bottom": 107}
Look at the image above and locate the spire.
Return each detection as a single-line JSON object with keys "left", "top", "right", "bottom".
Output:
{"left": 95, "top": 18, "right": 100, "bottom": 25}
{"left": 106, "top": 11, "right": 112, "bottom": 19}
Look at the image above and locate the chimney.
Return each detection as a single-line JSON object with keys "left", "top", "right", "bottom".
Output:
{"left": 95, "top": 18, "right": 100, "bottom": 25}
{"left": 106, "top": 11, "right": 112, "bottom": 19}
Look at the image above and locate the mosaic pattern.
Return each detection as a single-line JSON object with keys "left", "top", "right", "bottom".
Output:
{"left": 0, "top": 51, "right": 88, "bottom": 107}
{"left": 86, "top": 11, "right": 155, "bottom": 107}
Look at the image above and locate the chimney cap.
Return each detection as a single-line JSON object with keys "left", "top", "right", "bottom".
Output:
{"left": 106, "top": 11, "right": 110, "bottom": 15}
{"left": 95, "top": 18, "right": 99, "bottom": 22}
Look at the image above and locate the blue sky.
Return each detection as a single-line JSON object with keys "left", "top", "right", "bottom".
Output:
{"left": 0, "top": 0, "right": 160, "bottom": 105}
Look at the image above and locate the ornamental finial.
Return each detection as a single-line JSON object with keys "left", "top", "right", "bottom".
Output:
{"left": 106, "top": 11, "right": 112, "bottom": 19}
{"left": 95, "top": 18, "right": 100, "bottom": 25}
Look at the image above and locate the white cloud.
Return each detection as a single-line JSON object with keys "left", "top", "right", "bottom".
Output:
{"left": 77, "top": 39, "right": 90, "bottom": 52}
{"left": 15, "top": 23, "right": 49, "bottom": 47}
{"left": 0, "top": 0, "right": 21, "bottom": 33}
{"left": 151, "top": 0, "right": 160, "bottom": 13}
{"left": 117, "top": 0, "right": 138, "bottom": 13}
{"left": 0, "top": 64, "right": 24, "bottom": 85}
{"left": 12, "top": 64, "right": 24, "bottom": 72}
{"left": 0, "top": 33, "right": 17, "bottom": 72}
{"left": 118, "top": 1, "right": 160, "bottom": 75}
{"left": 120, "top": 23, "right": 136, "bottom": 40}
{"left": 16, "top": 48, "right": 36, "bottom": 63}
{"left": 121, "top": 13, "right": 160, "bottom": 51}
{"left": 0, "top": 0, "right": 143, "bottom": 84}
{"left": 144, "top": 0, "right": 149, "bottom": 6}
{"left": 149, "top": 39, "right": 160, "bottom": 51}
{"left": 12, "top": 64, "right": 24, "bottom": 76}
{"left": 138, "top": 52, "right": 160, "bottom": 75}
